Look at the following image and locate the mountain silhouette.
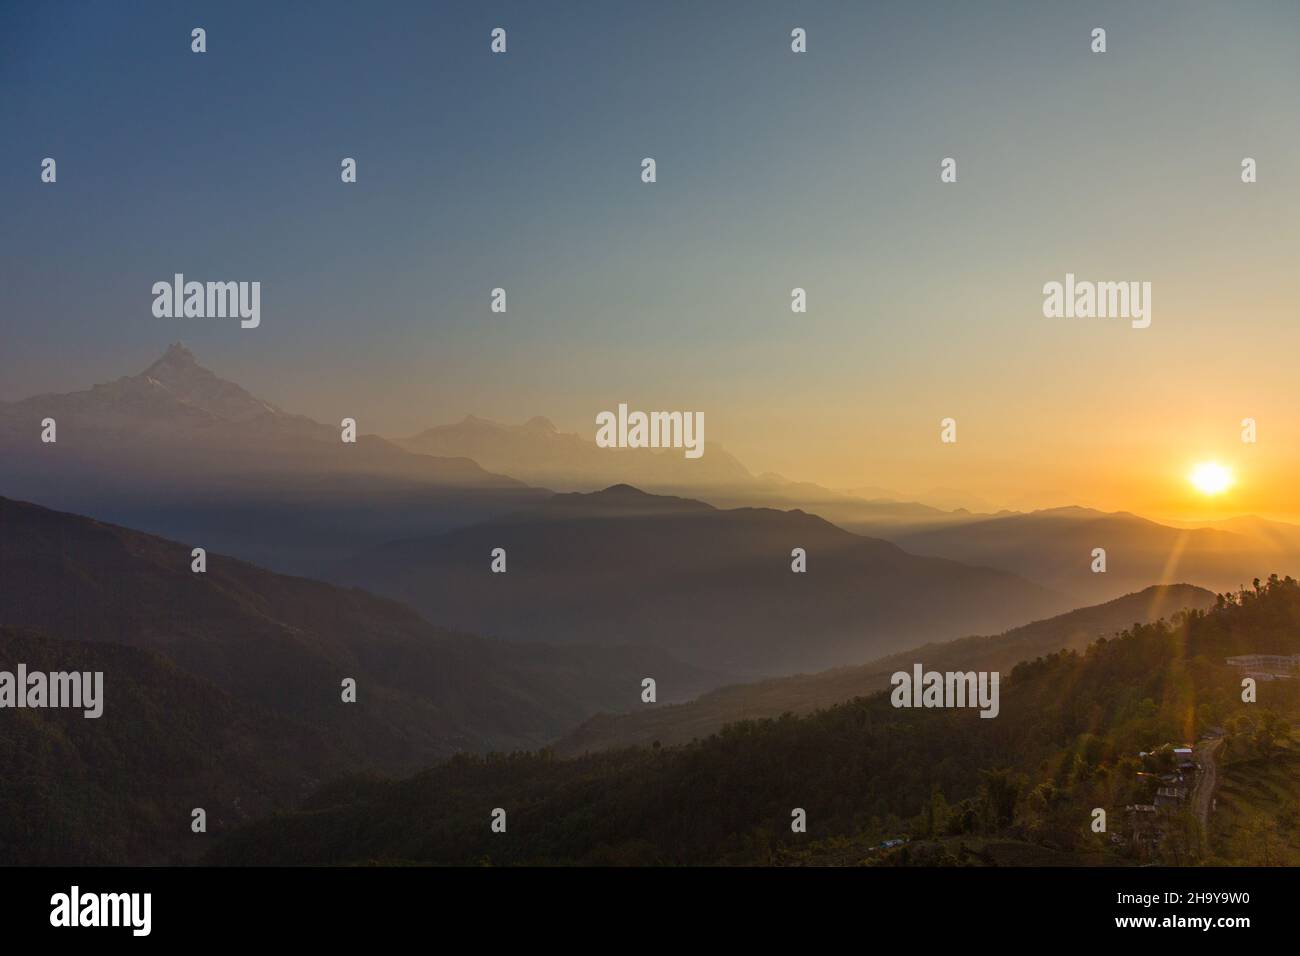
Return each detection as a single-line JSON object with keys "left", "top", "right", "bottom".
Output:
{"left": 0, "top": 495, "right": 715, "bottom": 763}
{"left": 398, "top": 413, "right": 752, "bottom": 487}
{"left": 330, "top": 485, "right": 1068, "bottom": 679}
{"left": 891, "top": 507, "right": 1299, "bottom": 604}
{"left": 393, "top": 413, "right": 984, "bottom": 532}
{"left": 0, "top": 346, "right": 547, "bottom": 571}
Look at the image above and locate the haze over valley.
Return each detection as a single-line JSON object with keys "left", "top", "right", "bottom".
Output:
{"left": 3, "top": 346, "right": 1299, "bottom": 865}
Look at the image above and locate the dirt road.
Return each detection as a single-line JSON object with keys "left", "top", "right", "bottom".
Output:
{"left": 1191, "top": 737, "right": 1224, "bottom": 828}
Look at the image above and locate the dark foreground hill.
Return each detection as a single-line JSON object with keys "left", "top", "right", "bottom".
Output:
{"left": 332, "top": 484, "right": 1067, "bottom": 678}
{"left": 0, "top": 495, "right": 724, "bottom": 863}
{"left": 0, "top": 627, "right": 339, "bottom": 865}
{"left": 209, "top": 576, "right": 1300, "bottom": 866}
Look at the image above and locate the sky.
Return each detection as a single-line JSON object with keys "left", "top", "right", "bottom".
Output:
{"left": 3, "top": 1, "right": 1299, "bottom": 520}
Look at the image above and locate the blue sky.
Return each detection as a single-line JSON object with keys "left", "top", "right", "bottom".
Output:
{"left": 3, "top": 1, "right": 1299, "bottom": 513}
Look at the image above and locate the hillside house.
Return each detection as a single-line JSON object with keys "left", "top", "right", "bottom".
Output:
{"left": 1125, "top": 805, "right": 1162, "bottom": 847}
{"left": 1225, "top": 654, "right": 1300, "bottom": 680}
{"left": 1155, "top": 786, "right": 1188, "bottom": 808}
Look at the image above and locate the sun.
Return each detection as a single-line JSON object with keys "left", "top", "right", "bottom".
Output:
{"left": 1189, "top": 461, "right": 1233, "bottom": 496}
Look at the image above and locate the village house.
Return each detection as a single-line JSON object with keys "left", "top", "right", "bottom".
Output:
{"left": 1225, "top": 653, "right": 1300, "bottom": 680}
{"left": 1125, "top": 804, "right": 1163, "bottom": 847}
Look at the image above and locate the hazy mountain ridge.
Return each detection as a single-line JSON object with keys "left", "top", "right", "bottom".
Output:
{"left": 0, "top": 346, "right": 548, "bottom": 571}
{"left": 890, "top": 507, "right": 1300, "bottom": 606}
{"left": 0, "top": 495, "right": 716, "bottom": 764}
{"left": 7, "top": 348, "right": 1287, "bottom": 593}
{"left": 394, "top": 413, "right": 992, "bottom": 532}
{"left": 0, "top": 495, "right": 731, "bottom": 863}
{"left": 397, "top": 414, "right": 756, "bottom": 488}
{"left": 331, "top": 484, "right": 1068, "bottom": 678}
{"left": 555, "top": 583, "right": 1218, "bottom": 755}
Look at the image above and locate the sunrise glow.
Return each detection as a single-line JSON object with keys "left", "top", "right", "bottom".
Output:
{"left": 1189, "top": 461, "right": 1233, "bottom": 496}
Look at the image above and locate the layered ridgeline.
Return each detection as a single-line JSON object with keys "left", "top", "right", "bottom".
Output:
{"left": 0, "top": 345, "right": 545, "bottom": 573}
{"left": 890, "top": 507, "right": 1300, "bottom": 606}
{"left": 394, "top": 414, "right": 985, "bottom": 534}
{"left": 209, "top": 577, "right": 1300, "bottom": 867}
{"left": 556, "top": 584, "right": 1218, "bottom": 755}
{"left": 0, "top": 496, "right": 714, "bottom": 862}
{"left": 330, "top": 484, "right": 1067, "bottom": 678}
{"left": 5, "top": 346, "right": 1293, "bottom": 597}
{"left": 392, "top": 414, "right": 1300, "bottom": 603}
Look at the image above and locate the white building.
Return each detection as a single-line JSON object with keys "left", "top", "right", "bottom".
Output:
{"left": 1225, "top": 654, "right": 1300, "bottom": 680}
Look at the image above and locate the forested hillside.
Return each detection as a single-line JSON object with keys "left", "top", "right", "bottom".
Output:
{"left": 0, "top": 495, "right": 714, "bottom": 771}
{"left": 210, "top": 577, "right": 1300, "bottom": 866}
{"left": 0, "top": 628, "right": 340, "bottom": 865}
{"left": 557, "top": 583, "right": 1216, "bottom": 755}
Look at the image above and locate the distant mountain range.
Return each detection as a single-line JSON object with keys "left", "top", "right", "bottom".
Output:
{"left": 0, "top": 345, "right": 546, "bottom": 572}
{"left": 4, "top": 345, "right": 1297, "bottom": 649}
{"left": 398, "top": 413, "right": 754, "bottom": 490}
{"left": 394, "top": 413, "right": 989, "bottom": 532}
{"left": 11, "top": 346, "right": 1291, "bottom": 612}
{"left": 330, "top": 483, "right": 1067, "bottom": 678}
{"left": 391, "top": 412, "right": 1300, "bottom": 599}
{"left": 0, "top": 344, "right": 516, "bottom": 487}
{"left": 890, "top": 507, "right": 1300, "bottom": 605}
{"left": 554, "top": 583, "right": 1218, "bottom": 755}
{"left": 3, "top": 339, "right": 1295, "bottom": 866}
